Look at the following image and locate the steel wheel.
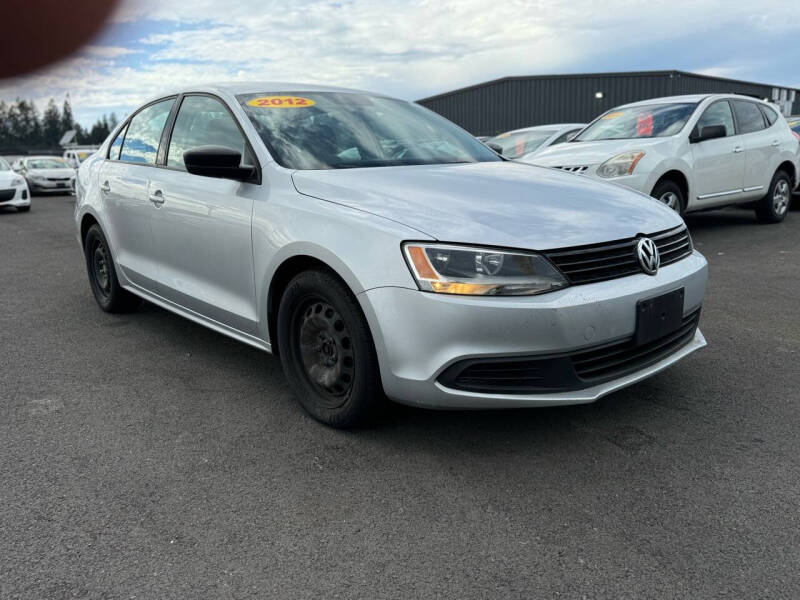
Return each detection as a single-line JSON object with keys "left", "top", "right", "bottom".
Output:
{"left": 295, "top": 298, "right": 355, "bottom": 409}
{"left": 92, "top": 242, "right": 111, "bottom": 298}
{"left": 659, "top": 191, "right": 680, "bottom": 211}
{"left": 773, "top": 179, "right": 790, "bottom": 216}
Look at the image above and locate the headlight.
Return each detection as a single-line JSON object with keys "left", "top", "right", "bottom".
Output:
{"left": 30, "top": 174, "right": 46, "bottom": 182}
{"left": 11, "top": 177, "right": 24, "bottom": 186}
{"left": 597, "top": 151, "right": 645, "bottom": 178}
{"left": 403, "top": 243, "right": 568, "bottom": 296}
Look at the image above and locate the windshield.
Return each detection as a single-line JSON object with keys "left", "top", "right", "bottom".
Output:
{"left": 238, "top": 92, "right": 500, "bottom": 169}
{"left": 27, "top": 158, "right": 69, "bottom": 169}
{"left": 575, "top": 103, "right": 697, "bottom": 141}
{"left": 0, "top": 157, "right": 10, "bottom": 171}
{"left": 487, "top": 130, "right": 557, "bottom": 158}
{"left": 788, "top": 117, "right": 800, "bottom": 133}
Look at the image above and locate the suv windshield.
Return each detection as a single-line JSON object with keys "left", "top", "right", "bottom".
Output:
{"left": 575, "top": 103, "right": 697, "bottom": 141}
{"left": 238, "top": 92, "right": 500, "bottom": 169}
{"left": 27, "top": 158, "right": 69, "bottom": 169}
{"left": 487, "top": 129, "right": 557, "bottom": 158}
{"left": 0, "top": 157, "right": 10, "bottom": 171}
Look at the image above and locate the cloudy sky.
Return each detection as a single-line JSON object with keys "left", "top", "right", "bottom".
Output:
{"left": 2, "top": 0, "right": 799, "bottom": 126}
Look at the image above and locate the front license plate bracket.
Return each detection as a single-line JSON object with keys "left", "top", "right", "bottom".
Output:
{"left": 634, "top": 288, "right": 684, "bottom": 346}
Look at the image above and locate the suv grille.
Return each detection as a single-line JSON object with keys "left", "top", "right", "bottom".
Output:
{"left": 438, "top": 309, "right": 701, "bottom": 394}
{"left": 544, "top": 225, "right": 692, "bottom": 285}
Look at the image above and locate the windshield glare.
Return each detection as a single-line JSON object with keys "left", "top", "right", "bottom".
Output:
{"left": 488, "top": 130, "right": 556, "bottom": 158}
{"left": 238, "top": 92, "right": 501, "bottom": 169}
{"left": 28, "top": 158, "right": 69, "bottom": 169}
{"left": 576, "top": 103, "right": 697, "bottom": 141}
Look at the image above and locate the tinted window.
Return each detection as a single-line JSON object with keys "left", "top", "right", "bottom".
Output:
{"left": 760, "top": 105, "right": 779, "bottom": 126}
{"left": 108, "top": 123, "right": 128, "bottom": 160}
{"left": 120, "top": 99, "right": 174, "bottom": 164}
{"left": 168, "top": 96, "right": 247, "bottom": 170}
{"left": 695, "top": 101, "right": 735, "bottom": 137}
{"left": 732, "top": 100, "right": 766, "bottom": 135}
{"left": 575, "top": 103, "right": 697, "bottom": 141}
{"left": 238, "top": 92, "right": 500, "bottom": 170}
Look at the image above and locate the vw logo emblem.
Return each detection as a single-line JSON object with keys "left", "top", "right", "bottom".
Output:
{"left": 636, "top": 237, "right": 660, "bottom": 275}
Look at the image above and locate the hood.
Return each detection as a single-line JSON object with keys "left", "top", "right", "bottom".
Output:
{"left": 291, "top": 161, "right": 682, "bottom": 251}
{"left": 27, "top": 168, "right": 74, "bottom": 178}
{"left": 531, "top": 137, "right": 670, "bottom": 167}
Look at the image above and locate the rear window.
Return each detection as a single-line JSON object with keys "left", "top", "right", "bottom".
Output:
{"left": 732, "top": 100, "right": 766, "bottom": 135}
{"left": 760, "top": 104, "right": 779, "bottom": 126}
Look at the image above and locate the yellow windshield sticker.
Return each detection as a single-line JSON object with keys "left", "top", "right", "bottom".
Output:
{"left": 788, "top": 120, "right": 799, "bottom": 127}
{"left": 497, "top": 132, "right": 511, "bottom": 138}
{"left": 247, "top": 96, "right": 315, "bottom": 108}
{"left": 601, "top": 112, "right": 623, "bottom": 120}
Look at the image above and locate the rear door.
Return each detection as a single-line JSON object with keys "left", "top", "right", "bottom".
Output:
{"left": 97, "top": 97, "right": 175, "bottom": 291}
{"left": 690, "top": 99, "right": 745, "bottom": 206}
{"left": 148, "top": 94, "right": 259, "bottom": 336}
{"left": 732, "top": 99, "right": 774, "bottom": 200}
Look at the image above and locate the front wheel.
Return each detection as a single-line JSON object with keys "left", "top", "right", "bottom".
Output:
{"left": 651, "top": 179, "right": 685, "bottom": 214}
{"left": 277, "top": 269, "right": 384, "bottom": 428}
{"left": 755, "top": 171, "right": 792, "bottom": 223}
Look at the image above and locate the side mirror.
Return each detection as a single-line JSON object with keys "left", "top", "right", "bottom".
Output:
{"left": 486, "top": 142, "right": 504, "bottom": 155}
{"left": 691, "top": 124, "right": 726, "bottom": 143}
{"left": 183, "top": 146, "right": 255, "bottom": 181}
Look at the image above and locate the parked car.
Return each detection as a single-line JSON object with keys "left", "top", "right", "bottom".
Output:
{"left": 532, "top": 95, "right": 800, "bottom": 221}
{"left": 75, "top": 83, "right": 708, "bottom": 427}
{"left": 787, "top": 116, "right": 800, "bottom": 136}
{"left": 486, "top": 124, "right": 586, "bottom": 160}
{"left": 13, "top": 156, "right": 76, "bottom": 195}
{"left": 0, "top": 156, "right": 31, "bottom": 212}
{"left": 63, "top": 148, "right": 96, "bottom": 169}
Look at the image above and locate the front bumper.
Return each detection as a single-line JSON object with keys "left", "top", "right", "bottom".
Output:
{"left": 359, "top": 251, "right": 708, "bottom": 409}
{"left": 29, "top": 178, "right": 74, "bottom": 193}
{"left": 0, "top": 186, "right": 31, "bottom": 207}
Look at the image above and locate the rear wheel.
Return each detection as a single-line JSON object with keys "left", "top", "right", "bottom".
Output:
{"left": 651, "top": 179, "right": 685, "bottom": 214}
{"left": 277, "top": 269, "right": 383, "bottom": 428}
{"left": 756, "top": 170, "right": 792, "bottom": 223}
{"left": 83, "top": 224, "right": 140, "bottom": 313}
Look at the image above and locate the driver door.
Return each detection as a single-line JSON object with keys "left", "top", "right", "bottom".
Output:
{"left": 690, "top": 99, "right": 745, "bottom": 207}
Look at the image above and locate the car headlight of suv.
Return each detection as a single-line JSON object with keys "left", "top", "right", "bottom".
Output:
{"left": 597, "top": 151, "right": 645, "bottom": 178}
{"left": 403, "top": 243, "right": 568, "bottom": 296}
{"left": 11, "top": 176, "right": 24, "bottom": 186}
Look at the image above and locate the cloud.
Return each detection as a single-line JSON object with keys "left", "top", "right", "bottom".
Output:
{"left": 1, "top": 0, "right": 799, "bottom": 126}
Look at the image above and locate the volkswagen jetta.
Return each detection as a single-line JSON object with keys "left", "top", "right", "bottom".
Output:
{"left": 75, "top": 83, "right": 708, "bottom": 427}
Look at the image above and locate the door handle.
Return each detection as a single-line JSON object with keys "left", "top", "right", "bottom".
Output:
{"left": 733, "top": 146, "right": 743, "bottom": 153}
{"left": 101, "top": 181, "right": 111, "bottom": 193}
{"left": 771, "top": 140, "right": 780, "bottom": 146}
{"left": 149, "top": 190, "right": 165, "bottom": 206}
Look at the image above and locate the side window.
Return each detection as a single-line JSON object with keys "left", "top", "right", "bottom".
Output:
{"left": 167, "top": 96, "right": 247, "bottom": 171}
{"left": 108, "top": 123, "right": 128, "bottom": 160}
{"left": 732, "top": 100, "right": 766, "bottom": 135}
{"left": 695, "top": 101, "right": 735, "bottom": 137}
{"left": 552, "top": 128, "right": 582, "bottom": 145}
{"left": 120, "top": 99, "right": 175, "bottom": 164}
{"left": 760, "top": 105, "right": 778, "bottom": 127}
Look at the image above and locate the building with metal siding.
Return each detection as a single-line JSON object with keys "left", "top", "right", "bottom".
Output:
{"left": 417, "top": 70, "right": 800, "bottom": 137}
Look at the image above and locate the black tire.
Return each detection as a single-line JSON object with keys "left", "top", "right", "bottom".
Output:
{"left": 16, "top": 205, "right": 30, "bottom": 213}
{"left": 755, "top": 170, "right": 792, "bottom": 224}
{"left": 277, "top": 269, "right": 384, "bottom": 428}
{"left": 83, "top": 224, "right": 140, "bottom": 313}
{"left": 651, "top": 179, "right": 685, "bottom": 215}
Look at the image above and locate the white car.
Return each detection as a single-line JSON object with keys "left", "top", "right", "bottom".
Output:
{"left": 13, "top": 156, "right": 76, "bottom": 195}
{"left": 532, "top": 94, "right": 800, "bottom": 222}
{"left": 0, "top": 156, "right": 31, "bottom": 212}
{"left": 486, "top": 123, "right": 586, "bottom": 160}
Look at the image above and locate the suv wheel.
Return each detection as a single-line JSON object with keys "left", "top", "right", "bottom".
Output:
{"left": 277, "top": 269, "right": 383, "bottom": 428}
{"left": 651, "top": 179, "right": 685, "bottom": 214}
{"left": 756, "top": 171, "right": 792, "bottom": 223}
{"left": 84, "top": 224, "right": 140, "bottom": 312}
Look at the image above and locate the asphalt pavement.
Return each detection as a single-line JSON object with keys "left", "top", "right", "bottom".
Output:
{"left": 1, "top": 195, "right": 799, "bottom": 598}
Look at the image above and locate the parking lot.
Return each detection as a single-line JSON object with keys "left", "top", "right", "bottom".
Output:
{"left": 1, "top": 194, "right": 799, "bottom": 597}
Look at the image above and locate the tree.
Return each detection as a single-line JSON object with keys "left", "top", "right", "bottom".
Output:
{"left": 42, "top": 99, "right": 62, "bottom": 147}
{"left": 61, "top": 98, "right": 74, "bottom": 135}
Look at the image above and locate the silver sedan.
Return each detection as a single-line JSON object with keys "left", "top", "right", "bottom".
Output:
{"left": 75, "top": 83, "right": 707, "bottom": 427}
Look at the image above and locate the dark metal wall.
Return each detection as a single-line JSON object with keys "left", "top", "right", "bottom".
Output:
{"left": 418, "top": 71, "right": 800, "bottom": 137}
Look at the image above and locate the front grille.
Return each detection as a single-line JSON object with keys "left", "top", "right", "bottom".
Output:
{"left": 0, "top": 188, "right": 15, "bottom": 201}
{"left": 544, "top": 225, "right": 692, "bottom": 285}
{"left": 438, "top": 309, "right": 701, "bottom": 394}
{"left": 553, "top": 165, "right": 589, "bottom": 174}
{"left": 571, "top": 309, "right": 700, "bottom": 381}
{"left": 46, "top": 177, "right": 71, "bottom": 182}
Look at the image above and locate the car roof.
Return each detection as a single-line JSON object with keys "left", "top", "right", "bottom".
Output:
{"left": 157, "top": 81, "right": 386, "bottom": 99}
{"left": 616, "top": 93, "right": 773, "bottom": 109}
{"left": 495, "top": 123, "right": 587, "bottom": 136}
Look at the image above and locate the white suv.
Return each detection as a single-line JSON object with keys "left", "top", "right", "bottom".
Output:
{"left": 531, "top": 94, "right": 800, "bottom": 222}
